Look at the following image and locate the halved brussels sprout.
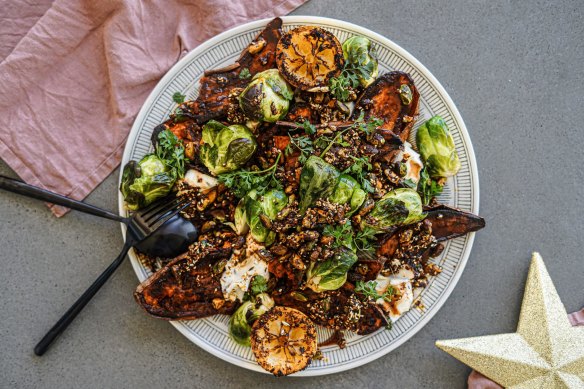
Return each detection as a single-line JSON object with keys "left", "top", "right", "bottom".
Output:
{"left": 199, "top": 120, "right": 257, "bottom": 175}
{"left": 239, "top": 189, "right": 288, "bottom": 245}
{"left": 234, "top": 199, "right": 250, "bottom": 235}
{"left": 416, "top": 116, "right": 461, "bottom": 178}
{"left": 305, "top": 247, "right": 358, "bottom": 292}
{"left": 228, "top": 293, "right": 274, "bottom": 346}
{"left": 298, "top": 155, "right": 340, "bottom": 213}
{"left": 329, "top": 174, "right": 367, "bottom": 214}
{"left": 342, "top": 36, "right": 378, "bottom": 87}
{"left": 238, "top": 69, "right": 294, "bottom": 123}
{"left": 362, "top": 188, "right": 425, "bottom": 232}
{"left": 120, "top": 155, "right": 175, "bottom": 211}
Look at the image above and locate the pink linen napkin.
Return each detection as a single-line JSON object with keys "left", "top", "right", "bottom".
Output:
{"left": 468, "top": 308, "right": 584, "bottom": 388}
{"left": 0, "top": 0, "right": 307, "bottom": 217}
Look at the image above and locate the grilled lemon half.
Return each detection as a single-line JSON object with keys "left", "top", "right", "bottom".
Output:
{"left": 276, "top": 26, "right": 344, "bottom": 91}
{"left": 250, "top": 306, "right": 318, "bottom": 376}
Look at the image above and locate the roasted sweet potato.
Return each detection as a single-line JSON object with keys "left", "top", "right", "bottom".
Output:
{"left": 182, "top": 18, "right": 282, "bottom": 124}
{"left": 273, "top": 286, "right": 388, "bottom": 335}
{"left": 134, "top": 253, "right": 237, "bottom": 320}
{"left": 151, "top": 118, "right": 201, "bottom": 160}
{"left": 377, "top": 205, "right": 485, "bottom": 258}
{"left": 425, "top": 205, "right": 486, "bottom": 242}
{"left": 352, "top": 71, "right": 419, "bottom": 141}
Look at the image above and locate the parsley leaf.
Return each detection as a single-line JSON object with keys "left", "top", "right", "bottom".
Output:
{"left": 343, "top": 156, "right": 374, "bottom": 194}
{"left": 355, "top": 280, "right": 394, "bottom": 301}
{"left": 218, "top": 154, "right": 282, "bottom": 198}
{"left": 250, "top": 275, "right": 268, "bottom": 295}
{"left": 172, "top": 92, "right": 186, "bottom": 104}
{"left": 329, "top": 60, "right": 377, "bottom": 102}
{"left": 155, "top": 130, "right": 187, "bottom": 178}
{"left": 285, "top": 134, "right": 314, "bottom": 164}
{"left": 417, "top": 167, "right": 444, "bottom": 205}
{"left": 300, "top": 121, "right": 317, "bottom": 135}
{"left": 323, "top": 223, "right": 355, "bottom": 251}
{"left": 239, "top": 67, "right": 251, "bottom": 79}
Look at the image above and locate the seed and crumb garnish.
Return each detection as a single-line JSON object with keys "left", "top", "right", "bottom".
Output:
{"left": 125, "top": 18, "right": 485, "bottom": 376}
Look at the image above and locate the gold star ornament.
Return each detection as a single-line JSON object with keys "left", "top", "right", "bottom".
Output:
{"left": 436, "top": 253, "right": 584, "bottom": 388}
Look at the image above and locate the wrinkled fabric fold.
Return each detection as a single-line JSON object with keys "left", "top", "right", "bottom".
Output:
{"left": 468, "top": 308, "right": 584, "bottom": 388}
{"left": 0, "top": 0, "right": 307, "bottom": 216}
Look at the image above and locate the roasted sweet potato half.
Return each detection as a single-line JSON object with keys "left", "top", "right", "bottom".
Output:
{"left": 181, "top": 17, "right": 283, "bottom": 124}
{"left": 134, "top": 254, "right": 237, "bottom": 320}
{"left": 425, "top": 205, "right": 486, "bottom": 242}
{"left": 377, "top": 205, "right": 485, "bottom": 258}
{"left": 352, "top": 71, "right": 420, "bottom": 141}
{"left": 273, "top": 286, "right": 388, "bottom": 335}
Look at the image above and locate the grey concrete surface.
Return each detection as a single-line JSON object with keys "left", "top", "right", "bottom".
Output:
{"left": 1, "top": 0, "right": 583, "bottom": 388}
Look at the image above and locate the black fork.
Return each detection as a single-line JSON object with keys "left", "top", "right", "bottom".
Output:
{"left": 33, "top": 195, "right": 189, "bottom": 355}
{"left": 0, "top": 177, "right": 193, "bottom": 355}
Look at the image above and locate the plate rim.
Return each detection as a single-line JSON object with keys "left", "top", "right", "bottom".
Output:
{"left": 119, "top": 15, "right": 480, "bottom": 376}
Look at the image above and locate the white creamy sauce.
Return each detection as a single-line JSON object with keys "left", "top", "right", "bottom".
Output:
{"left": 220, "top": 235, "right": 269, "bottom": 302}
{"left": 373, "top": 274, "right": 415, "bottom": 323}
{"left": 394, "top": 142, "right": 423, "bottom": 184}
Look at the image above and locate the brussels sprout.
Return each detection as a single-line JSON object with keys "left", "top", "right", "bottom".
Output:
{"left": 416, "top": 116, "right": 461, "bottom": 178}
{"left": 241, "top": 189, "right": 288, "bottom": 245}
{"left": 342, "top": 36, "right": 379, "bottom": 87}
{"left": 238, "top": 69, "right": 293, "bottom": 123}
{"left": 120, "top": 155, "right": 175, "bottom": 211}
{"left": 299, "top": 156, "right": 340, "bottom": 213}
{"left": 234, "top": 198, "right": 250, "bottom": 235}
{"left": 363, "top": 188, "right": 425, "bottom": 232}
{"left": 200, "top": 120, "right": 257, "bottom": 175}
{"left": 305, "top": 248, "right": 358, "bottom": 292}
{"left": 228, "top": 293, "right": 274, "bottom": 346}
{"left": 329, "top": 174, "right": 367, "bottom": 214}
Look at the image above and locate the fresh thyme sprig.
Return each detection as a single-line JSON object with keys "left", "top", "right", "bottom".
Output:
{"left": 218, "top": 153, "right": 282, "bottom": 198}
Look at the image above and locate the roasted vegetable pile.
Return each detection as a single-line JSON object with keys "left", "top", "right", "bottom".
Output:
{"left": 124, "top": 18, "right": 485, "bottom": 376}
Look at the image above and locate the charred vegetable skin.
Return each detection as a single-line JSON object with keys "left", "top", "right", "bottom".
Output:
{"left": 134, "top": 252, "right": 237, "bottom": 320}
{"left": 180, "top": 18, "right": 283, "bottom": 124}
{"left": 352, "top": 71, "right": 420, "bottom": 141}
{"left": 128, "top": 19, "right": 486, "bottom": 373}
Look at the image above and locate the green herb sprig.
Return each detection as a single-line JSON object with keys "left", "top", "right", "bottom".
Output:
{"left": 285, "top": 134, "right": 314, "bottom": 164}
{"left": 329, "top": 60, "right": 377, "bottom": 101}
{"left": 156, "top": 130, "right": 187, "bottom": 177}
{"left": 218, "top": 153, "right": 282, "bottom": 198}
{"left": 355, "top": 280, "right": 394, "bottom": 302}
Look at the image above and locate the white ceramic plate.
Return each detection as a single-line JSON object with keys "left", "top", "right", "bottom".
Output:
{"left": 119, "top": 16, "right": 479, "bottom": 376}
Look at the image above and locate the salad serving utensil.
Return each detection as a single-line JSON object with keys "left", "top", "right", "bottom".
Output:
{"left": 0, "top": 175, "right": 194, "bottom": 355}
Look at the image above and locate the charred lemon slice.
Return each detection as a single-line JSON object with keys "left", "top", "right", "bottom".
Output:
{"left": 250, "top": 306, "right": 318, "bottom": 376}
{"left": 276, "top": 26, "right": 344, "bottom": 91}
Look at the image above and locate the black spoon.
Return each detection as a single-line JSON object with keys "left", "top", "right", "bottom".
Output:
{"left": 0, "top": 175, "right": 198, "bottom": 258}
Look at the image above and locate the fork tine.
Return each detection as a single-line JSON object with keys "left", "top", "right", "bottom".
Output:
{"left": 146, "top": 197, "right": 189, "bottom": 226}
{"left": 140, "top": 197, "right": 182, "bottom": 222}
{"left": 149, "top": 200, "right": 191, "bottom": 231}
{"left": 139, "top": 194, "right": 175, "bottom": 214}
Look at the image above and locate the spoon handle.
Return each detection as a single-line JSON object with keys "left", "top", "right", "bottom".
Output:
{"left": 0, "top": 175, "right": 125, "bottom": 223}
{"left": 33, "top": 241, "right": 133, "bottom": 356}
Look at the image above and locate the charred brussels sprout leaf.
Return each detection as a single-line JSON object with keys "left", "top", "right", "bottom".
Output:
{"left": 416, "top": 116, "right": 461, "bottom": 178}
{"left": 241, "top": 189, "right": 288, "bottom": 245}
{"left": 120, "top": 155, "right": 174, "bottom": 211}
{"left": 298, "top": 156, "right": 340, "bottom": 214}
{"left": 228, "top": 293, "right": 274, "bottom": 346}
{"left": 329, "top": 174, "right": 367, "bottom": 214}
{"left": 341, "top": 36, "right": 379, "bottom": 87}
{"left": 417, "top": 167, "right": 444, "bottom": 205}
{"left": 200, "top": 120, "right": 257, "bottom": 175}
{"left": 305, "top": 248, "right": 358, "bottom": 292}
{"left": 238, "top": 69, "right": 293, "bottom": 123}
{"left": 120, "top": 129, "right": 188, "bottom": 210}
{"left": 362, "top": 188, "right": 425, "bottom": 232}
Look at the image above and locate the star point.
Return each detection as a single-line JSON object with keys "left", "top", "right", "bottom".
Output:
{"left": 436, "top": 253, "right": 584, "bottom": 388}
